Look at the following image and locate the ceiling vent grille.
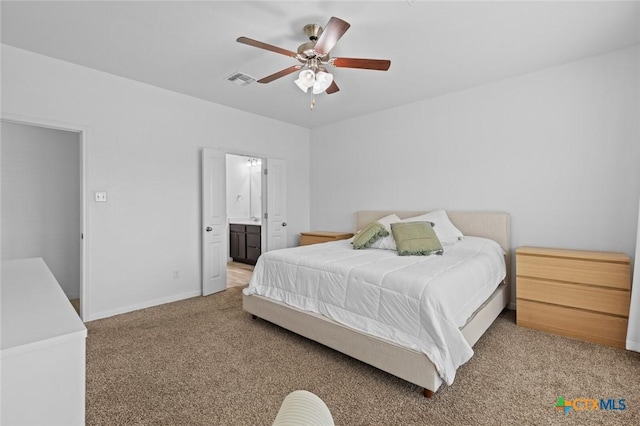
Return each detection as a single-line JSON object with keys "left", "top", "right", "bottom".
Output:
{"left": 226, "top": 72, "right": 256, "bottom": 87}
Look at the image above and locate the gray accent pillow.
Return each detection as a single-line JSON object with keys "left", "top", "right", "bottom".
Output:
{"left": 353, "top": 221, "right": 389, "bottom": 249}
{"left": 391, "top": 221, "right": 444, "bottom": 256}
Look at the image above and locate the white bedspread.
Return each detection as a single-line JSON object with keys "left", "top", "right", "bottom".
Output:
{"left": 243, "top": 236, "right": 506, "bottom": 385}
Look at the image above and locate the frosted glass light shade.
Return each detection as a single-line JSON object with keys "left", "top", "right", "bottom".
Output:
{"left": 294, "top": 69, "right": 316, "bottom": 93}
{"left": 299, "top": 70, "right": 316, "bottom": 87}
{"left": 294, "top": 78, "right": 309, "bottom": 93}
{"left": 312, "top": 71, "right": 333, "bottom": 94}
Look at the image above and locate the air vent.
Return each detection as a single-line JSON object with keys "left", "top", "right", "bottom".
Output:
{"left": 226, "top": 72, "right": 256, "bottom": 87}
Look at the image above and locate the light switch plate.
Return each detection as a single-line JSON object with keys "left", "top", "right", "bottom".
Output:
{"left": 95, "top": 191, "right": 107, "bottom": 202}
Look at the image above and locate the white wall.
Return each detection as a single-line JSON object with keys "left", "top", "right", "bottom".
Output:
{"left": 1, "top": 122, "right": 81, "bottom": 298}
{"left": 310, "top": 46, "right": 640, "bottom": 301}
{"left": 1, "top": 44, "right": 310, "bottom": 320}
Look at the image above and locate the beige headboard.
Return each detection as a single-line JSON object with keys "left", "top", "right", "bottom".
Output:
{"left": 356, "top": 210, "right": 511, "bottom": 285}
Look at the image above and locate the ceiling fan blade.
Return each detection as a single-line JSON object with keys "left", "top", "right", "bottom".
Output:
{"left": 332, "top": 57, "right": 391, "bottom": 71}
{"left": 257, "top": 65, "right": 302, "bottom": 84}
{"left": 236, "top": 36, "right": 297, "bottom": 58}
{"left": 325, "top": 80, "right": 340, "bottom": 94}
{"left": 314, "top": 17, "right": 350, "bottom": 55}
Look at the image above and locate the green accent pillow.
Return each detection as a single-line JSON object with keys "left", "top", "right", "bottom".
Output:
{"left": 353, "top": 221, "right": 389, "bottom": 249}
{"left": 391, "top": 221, "right": 444, "bottom": 256}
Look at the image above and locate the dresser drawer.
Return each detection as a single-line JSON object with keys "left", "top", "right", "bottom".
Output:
{"left": 516, "top": 246, "right": 631, "bottom": 349}
{"left": 517, "top": 299, "right": 628, "bottom": 348}
{"left": 300, "top": 231, "right": 354, "bottom": 246}
{"left": 300, "top": 235, "right": 331, "bottom": 245}
{"left": 517, "top": 252, "right": 630, "bottom": 290}
{"left": 517, "top": 277, "right": 631, "bottom": 316}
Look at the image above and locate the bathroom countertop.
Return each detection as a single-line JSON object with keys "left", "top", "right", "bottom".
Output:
{"left": 230, "top": 220, "right": 262, "bottom": 226}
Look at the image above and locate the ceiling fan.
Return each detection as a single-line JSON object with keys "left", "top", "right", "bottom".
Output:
{"left": 237, "top": 17, "right": 391, "bottom": 109}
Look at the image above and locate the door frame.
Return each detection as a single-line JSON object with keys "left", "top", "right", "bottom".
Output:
{"left": 1, "top": 113, "right": 89, "bottom": 321}
{"left": 221, "top": 150, "right": 288, "bottom": 254}
{"left": 204, "top": 147, "right": 268, "bottom": 290}
{"left": 202, "top": 146, "right": 286, "bottom": 293}
{"left": 222, "top": 149, "right": 268, "bottom": 257}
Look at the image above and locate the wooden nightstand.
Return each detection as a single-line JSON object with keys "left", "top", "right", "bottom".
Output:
{"left": 300, "top": 231, "right": 354, "bottom": 246}
{"left": 516, "top": 246, "right": 631, "bottom": 348}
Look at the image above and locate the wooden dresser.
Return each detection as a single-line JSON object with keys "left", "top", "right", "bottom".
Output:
{"left": 300, "top": 231, "right": 354, "bottom": 246}
{"left": 516, "top": 246, "right": 631, "bottom": 349}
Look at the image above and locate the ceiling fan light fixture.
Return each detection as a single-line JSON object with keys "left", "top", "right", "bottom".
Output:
{"left": 237, "top": 16, "right": 390, "bottom": 108}
{"left": 294, "top": 78, "right": 309, "bottom": 93}
{"left": 312, "top": 71, "right": 333, "bottom": 94}
{"left": 297, "top": 69, "right": 316, "bottom": 88}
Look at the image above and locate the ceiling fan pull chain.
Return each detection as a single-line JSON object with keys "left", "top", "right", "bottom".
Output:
{"left": 310, "top": 91, "right": 316, "bottom": 110}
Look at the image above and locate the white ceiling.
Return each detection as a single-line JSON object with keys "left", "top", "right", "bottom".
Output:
{"left": 2, "top": 1, "right": 639, "bottom": 129}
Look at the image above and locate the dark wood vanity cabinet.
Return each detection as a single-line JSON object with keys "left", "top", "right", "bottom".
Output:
{"left": 229, "top": 224, "right": 246, "bottom": 260}
{"left": 230, "top": 224, "right": 261, "bottom": 265}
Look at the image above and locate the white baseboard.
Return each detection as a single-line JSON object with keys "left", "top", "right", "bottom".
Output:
{"left": 87, "top": 290, "right": 201, "bottom": 321}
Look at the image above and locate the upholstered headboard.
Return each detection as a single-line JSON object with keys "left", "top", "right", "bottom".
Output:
{"left": 356, "top": 210, "right": 511, "bottom": 285}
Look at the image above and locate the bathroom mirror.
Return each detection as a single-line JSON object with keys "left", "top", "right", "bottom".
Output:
{"left": 226, "top": 154, "right": 262, "bottom": 224}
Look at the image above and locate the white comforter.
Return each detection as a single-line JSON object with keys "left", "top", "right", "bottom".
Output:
{"left": 243, "top": 236, "right": 506, "bottom": 385}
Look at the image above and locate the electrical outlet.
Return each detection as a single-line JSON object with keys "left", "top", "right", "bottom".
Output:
{"left": 172, "top": 270, "right": 180, "bottom": 279}
{"left": 95, "top": 191, "right": 107, "bottom": 202}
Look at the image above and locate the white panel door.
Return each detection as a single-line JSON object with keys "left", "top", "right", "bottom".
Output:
{"left": 266, "top": 158, "right": 287, "bottom": 251}
{"left": 202, "top": 148, "right": 226, "bottom": 295}
{"left": 626, "top": 198, "right": 640, "bottom": 352}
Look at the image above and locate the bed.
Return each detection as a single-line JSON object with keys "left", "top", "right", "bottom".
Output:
{"left": 242, "top": 210, "right": 510, "bottom": 397}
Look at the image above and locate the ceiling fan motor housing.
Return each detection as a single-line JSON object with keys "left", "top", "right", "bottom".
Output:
{"left": 303, "top": 23, "right": 323, "bottom": 40}
{"left": 298, "top": 24, "right": 330, "bottom": 63}
{"left": 297, "top": 41, "right": 317, "bottom": 59}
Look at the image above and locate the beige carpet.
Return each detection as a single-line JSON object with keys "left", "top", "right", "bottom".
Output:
{"left": 69, "top": 298, "right": 80, "bottom": 315}
{"left": 86, "top": 287, "right": 640, "bottom": 425}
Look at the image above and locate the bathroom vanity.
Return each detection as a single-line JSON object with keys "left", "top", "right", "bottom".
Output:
{"left": 230, "top": 222, "right": 261, "bottom": 265}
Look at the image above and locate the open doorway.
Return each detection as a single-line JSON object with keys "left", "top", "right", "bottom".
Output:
{"left": 1, "top": 120, "right": 84, "bottom": 317}
{"left": 202, "top": 149, "right": 286, "bottom": 296}
{"left": 225, "top": 153, "right": 263, "bottom": 288}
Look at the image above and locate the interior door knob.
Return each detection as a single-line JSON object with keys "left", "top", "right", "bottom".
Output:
{"left": 206, "top": 226, "right": 213, "bottom": 232}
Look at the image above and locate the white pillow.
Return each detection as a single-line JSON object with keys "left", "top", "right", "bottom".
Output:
{"left": 368, "top": 214, "right": 401, "bottom": 250}
{"left": 401, "top": 210, "right": 464, "bottom": 245}
{"left": 376, "top": 214, "right": 401, "bottom": 232}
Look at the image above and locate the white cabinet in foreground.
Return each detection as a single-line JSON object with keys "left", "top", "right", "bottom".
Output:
{"left": 1, "top": 258, "right": 87, "bottom": 425}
